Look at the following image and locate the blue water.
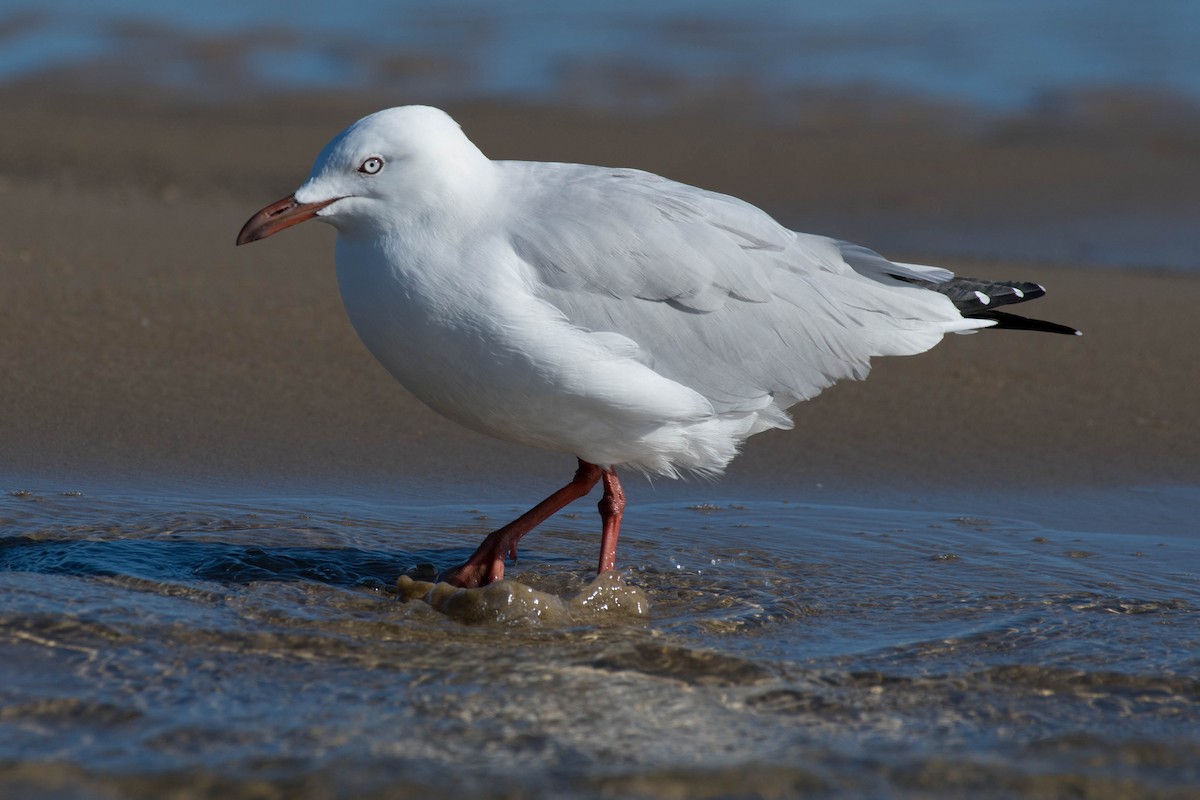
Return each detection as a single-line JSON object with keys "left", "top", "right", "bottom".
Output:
{"left": 2, "top": 0, "right": 1198, "bottom": 109}
{"left": 2, "top": 482, "right": 1198, "bottom": 796}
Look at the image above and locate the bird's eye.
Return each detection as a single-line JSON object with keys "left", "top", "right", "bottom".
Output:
{"left": 357, "top": 156, "right": 384, "bottom": 175}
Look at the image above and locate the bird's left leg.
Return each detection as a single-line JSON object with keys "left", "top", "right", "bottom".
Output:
{"left": 444, "top": 460, "right": 602, "bottom": 588}
{"left": 596, "top": 469, "right": 625, "bottom": 574}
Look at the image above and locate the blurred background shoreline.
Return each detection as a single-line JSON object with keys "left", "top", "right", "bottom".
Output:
{"left": 2, "top": 2, "right": 1198, "bottom": 272}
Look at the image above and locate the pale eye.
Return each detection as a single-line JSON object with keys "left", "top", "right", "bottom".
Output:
{"left": 357, "top": 156, "right": 384, "bottom": 175}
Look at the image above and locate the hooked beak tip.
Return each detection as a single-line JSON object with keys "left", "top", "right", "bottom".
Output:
{"left": 236, "top": 194, "right": 339, "bottom": 247}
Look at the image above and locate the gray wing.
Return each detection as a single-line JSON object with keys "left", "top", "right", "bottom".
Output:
{"left": 499, "top": 162, "right": 977, "bottom": 418}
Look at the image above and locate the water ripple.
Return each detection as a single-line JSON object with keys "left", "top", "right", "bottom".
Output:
{"left": 0, "top": 486, "right": 1197, "bottom": 796}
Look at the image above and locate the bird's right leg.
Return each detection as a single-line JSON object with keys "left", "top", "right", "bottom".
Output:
{"left": 595, "top": 469, "right": 625, "bottom": 574}
{"left": 443, "top": 459, "right": 602, "bottom": 588}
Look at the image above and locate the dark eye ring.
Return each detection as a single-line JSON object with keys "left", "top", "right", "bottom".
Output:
{"left": 358, "top": 156, "right": 384, "bottom": 175}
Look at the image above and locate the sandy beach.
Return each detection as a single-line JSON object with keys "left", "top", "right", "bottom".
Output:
{"left": 1, "top": 86, "right": 1196, "bottom": 496}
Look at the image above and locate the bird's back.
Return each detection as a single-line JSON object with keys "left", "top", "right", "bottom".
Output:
{"left": 495, "top": 160, "right": 983, "bottom": 420}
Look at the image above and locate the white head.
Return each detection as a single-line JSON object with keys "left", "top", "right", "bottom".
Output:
{"left": 236, "top": 105, "right": 493, "bottom": 245}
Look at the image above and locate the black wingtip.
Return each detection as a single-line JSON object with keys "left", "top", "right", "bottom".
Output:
{"left": 968, "top": 309, "right": 1081, "bottom": 336}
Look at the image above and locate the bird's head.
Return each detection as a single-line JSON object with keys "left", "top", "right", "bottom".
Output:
{"left": 236, "top": 105, "right": 492, "bottom": 246}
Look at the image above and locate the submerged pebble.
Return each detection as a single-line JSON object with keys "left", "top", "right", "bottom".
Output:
{"left": 396, "top": 570, "right": 649, "bottom": 624}
{"left": 569, "top": 569, "right": 650, "bottom": 618}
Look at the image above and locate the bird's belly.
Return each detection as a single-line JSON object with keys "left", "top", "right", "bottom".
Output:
{"left": 333, "top": 240, "right": 752, "bottom": 474}
{"left": 335, "top": 256, "right": 627, "bottom": 456}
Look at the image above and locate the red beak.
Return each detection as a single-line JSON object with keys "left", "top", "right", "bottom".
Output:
{"left": 236, "top": 194, "right": 339, "bottom": 246}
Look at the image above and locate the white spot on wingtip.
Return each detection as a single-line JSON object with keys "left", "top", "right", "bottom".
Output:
{"left": 974, "top": 291, "right": 990, "bottom": 305}
{"left": 1012, "top": 287, "right": 1025, "bottom": 298}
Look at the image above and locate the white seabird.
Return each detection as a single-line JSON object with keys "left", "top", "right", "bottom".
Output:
{"left": 237, "top": 105, "right": 1077, "bottom": 587}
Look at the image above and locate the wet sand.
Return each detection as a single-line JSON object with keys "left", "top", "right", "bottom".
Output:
{"left": 1, "top": 87, "right": 1197, "bottom": 497}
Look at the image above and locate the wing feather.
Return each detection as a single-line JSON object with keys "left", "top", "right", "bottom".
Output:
{"left": 498, "top": 161, "right": 980, "bottom": 419}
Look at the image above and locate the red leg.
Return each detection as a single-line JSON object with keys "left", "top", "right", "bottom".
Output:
{"left": 444, "top": 460, "right": 601, "bottom": 588}
{"left": 596, "top": 469, "right": 625, "bottom": 574}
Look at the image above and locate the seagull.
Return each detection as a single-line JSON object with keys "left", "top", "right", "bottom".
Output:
{"left": 237, "top": 105, "right": 1077, "bottom": 588}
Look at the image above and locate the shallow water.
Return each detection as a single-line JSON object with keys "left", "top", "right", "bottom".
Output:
{"left": 1, "top": 483, "right": 1197, "bottom": 798}
{"left": 3, "top": 1, "right": 1198, "bottom": 109}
